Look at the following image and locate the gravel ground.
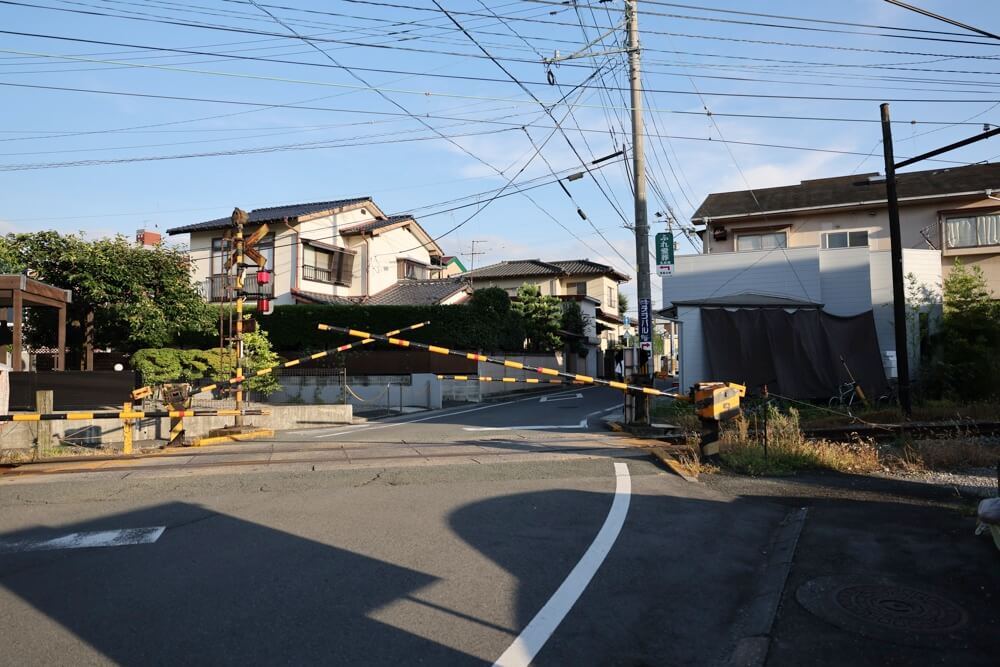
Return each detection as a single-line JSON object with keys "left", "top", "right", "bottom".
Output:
{"left": 876, "top": 466, "right": 999, "bottom": 498}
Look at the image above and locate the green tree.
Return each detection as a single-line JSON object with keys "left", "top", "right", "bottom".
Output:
{"left": 0, "top": 232, "right": 215, "bottom": 363}
{"left": 926, "top": 260, "right": 1000, "bottom": 400}
{"left": 511, "top": 283, "right": 562, "bottom": 352}
{"left": 560, "top": 301, "right": 591, "bottom": 354}
{"left": 617, "top": 290, "right": 629, "bottom": 317}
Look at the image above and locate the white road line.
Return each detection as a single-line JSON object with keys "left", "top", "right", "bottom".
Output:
{"left": 463, "top": 418, "right": 589, "bottom": 432}
{"left": 312, "top": 387, "right": 595, "bottom": 439}
{"left": 539, "top": 393, "right": 582, "bottom": 403}
{"left": 0, "top": 527, "right": 166, "bottom": 554}
{"left": 493, "top": 462, "right": 632, "bottom": 667}
{"left": 288, "top": 423, "right": 368, "bottom": 435}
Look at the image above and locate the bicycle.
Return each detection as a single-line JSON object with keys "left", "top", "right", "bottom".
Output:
{"left": 829, "top": 381, "right": 863, "bottom": 414}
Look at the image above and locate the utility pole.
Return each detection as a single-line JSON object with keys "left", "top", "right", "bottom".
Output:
{"left": 627, "top": 0, "right": 652, "bottom": 422}
{"left": 232, "top": 207, "right": 247, "bottom": 428}
{"left": 879, "top": 104, "right": 912, "bottom": 418}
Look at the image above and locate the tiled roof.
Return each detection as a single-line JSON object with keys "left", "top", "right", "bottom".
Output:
{"left": 340, "top": 215, "right": 412, "bottom": 236}
{"left": 692, "top": 162, "right": 1000, "bottom": 221}
{"left": 464, "top": 259, "right": 629, "bottom": 282}
{"left": 167, "top": 197, "right": 373, "bottom": 235}
{"left": 550, "top": 260, "right": 629, "bottom": 281}
{"left": 289, "top": 288, "right": 357, "bottom": 306}
{"left": 669, "top": 292, "right": 822, "bottom": 308}
{"left": 367, "top": 279, "right": 470, "bottom": 306}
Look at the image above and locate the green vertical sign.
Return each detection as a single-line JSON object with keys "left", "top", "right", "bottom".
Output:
{"left": 656, "top": 232, "right": 675, "bottom": 276}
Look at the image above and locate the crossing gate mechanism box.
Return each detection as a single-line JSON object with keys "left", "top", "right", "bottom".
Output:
{"left": 693, "top": 382, "right": 745, "bottom": 421}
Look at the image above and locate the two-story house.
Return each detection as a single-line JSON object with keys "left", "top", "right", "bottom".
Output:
{"left": 462, "top": 259, "right": 630, "bottom": 377}
{"left": 663, "top": 162, "right": 1000, "bottom": 397}
{"left": 166, "top": 198, "right": 471, "bottom": 307}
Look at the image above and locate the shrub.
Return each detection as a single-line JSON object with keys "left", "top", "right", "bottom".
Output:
{"left": 924, "top": 260, "right": 1000, "bottom": 400}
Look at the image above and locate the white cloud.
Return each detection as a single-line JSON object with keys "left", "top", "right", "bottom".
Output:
{"left": 707, "top": 149, "right": 853, "bottom": 194}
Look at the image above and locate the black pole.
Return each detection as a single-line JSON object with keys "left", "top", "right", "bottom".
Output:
{"left": 880, "top": 103, "right": 912, "bottom": 417}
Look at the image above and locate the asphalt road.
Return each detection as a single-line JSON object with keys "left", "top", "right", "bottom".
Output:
{"left": 1, "top": 388, "right": 995, "bottom": 665}
{"left": 0, "top": 456, "right": 793, "bottom": 666}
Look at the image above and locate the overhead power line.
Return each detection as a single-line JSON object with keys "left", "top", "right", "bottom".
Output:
{"left": 6, "top": 0, "right": 1000, "bottom": 62}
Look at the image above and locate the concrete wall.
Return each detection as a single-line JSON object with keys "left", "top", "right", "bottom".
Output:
{"left": 344, "top": 373, "right": 442, "bottom": 411}
{"left": 440, "top": 353, "right": 571, "bottom": 402}
{"left": 0, "top": 404, "right": 353, "bottom": 450}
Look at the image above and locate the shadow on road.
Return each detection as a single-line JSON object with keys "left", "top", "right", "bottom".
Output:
{"left": 0, "top": 503, "right": 475, "bottom": 665}
{"left": 1, "top": 469, "right": 996, "bottom": 666}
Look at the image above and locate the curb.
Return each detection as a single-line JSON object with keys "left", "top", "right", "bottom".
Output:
{"left": 725, "top": 507, "right": 809, "bottom": 667}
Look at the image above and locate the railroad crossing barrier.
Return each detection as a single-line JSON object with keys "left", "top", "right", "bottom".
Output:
{"left": 130, "top": 321, "right": 430, "bottom": 402}
{"left": 2, "top": 406, "right": 270, "bottom": 452}
{"left": 319, "top": 324, "right": 683, "bottom": 399}
{"left": 437, "top": 375, "right": 584, "bottom": 386}
{"left": 0, "top": 409, "right": 270, "bottom": 423}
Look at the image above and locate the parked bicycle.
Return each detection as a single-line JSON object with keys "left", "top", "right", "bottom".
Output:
{"left": 829, "top": 380, "right": 863, "bottom": 413}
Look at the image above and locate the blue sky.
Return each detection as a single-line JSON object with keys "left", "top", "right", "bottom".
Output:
{"left": 2, "top": 0, "right": 999, "bottom": 313}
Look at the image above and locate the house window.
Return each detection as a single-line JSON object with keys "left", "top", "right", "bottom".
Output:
{"left": 211, "top": 233, "right": 274, "bottom": 274}
{"left": 567, "top": 281, "right": 587, "bottom": 295}
{"left": 303, "top": 243, "right": 355, "bottom": 286}
{"left": 944, "top": 213, "right": 1000, "bottom": 249}
{"left": 823, "top": 230, "right": 868, "bottom": 249}
{"left": 736, "top": 231, "right": 787, "bottom": 252}
{"left": 606, "top": 286, "right": 616, "bottom": 308}
{"left": 211, "top": 237, "right": 232, "bottom": 276}
{"left": 397, "top": 259, "right": 427, "bottom": 280}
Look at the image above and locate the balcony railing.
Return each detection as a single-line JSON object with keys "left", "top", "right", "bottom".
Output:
{"left": 202, "top": 273, "right": 274, "bottom": 303}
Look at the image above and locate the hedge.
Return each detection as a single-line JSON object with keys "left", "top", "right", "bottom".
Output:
{"left": 257, "top": 302, "right": 525, "bottom": 353}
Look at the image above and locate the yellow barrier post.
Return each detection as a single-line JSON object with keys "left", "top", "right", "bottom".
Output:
{"left": 122, "top": 401, "right": 133, "bottom": 455}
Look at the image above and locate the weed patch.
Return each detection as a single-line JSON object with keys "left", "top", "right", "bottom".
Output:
{"left": 719, "top": 407, "right": 881, "bottom": 476}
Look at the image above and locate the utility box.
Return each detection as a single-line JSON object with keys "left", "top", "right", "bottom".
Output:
{"left": 882, "top": 351, "right": 898, "bottom": 379}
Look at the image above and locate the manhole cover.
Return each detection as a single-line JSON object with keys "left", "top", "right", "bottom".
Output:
{"left": 796, "top": 576, "right": 969, "bottom": 647}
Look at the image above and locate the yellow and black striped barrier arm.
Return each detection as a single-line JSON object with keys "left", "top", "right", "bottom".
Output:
{"left": 437, "top": 375, "right": 584, "bottom": 386}
{"left": 132, "top": 321, "right": 431, "bottom": 401}
{"left": 318, "top": 324, "right": 684, "bottom": 399}
{"left": 1, "top": 409, "right": 270, "bottom": 423}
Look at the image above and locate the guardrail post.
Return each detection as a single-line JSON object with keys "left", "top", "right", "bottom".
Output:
{"left": 35, "top": 389, "right": 53, "bottom": 457}
{"left": 122, "top": 401, "right": 133, "bottom": 455}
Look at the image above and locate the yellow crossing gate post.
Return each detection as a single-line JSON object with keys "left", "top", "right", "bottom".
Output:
{"left": 122, "top": 401, "right": 134, "bottom": 455}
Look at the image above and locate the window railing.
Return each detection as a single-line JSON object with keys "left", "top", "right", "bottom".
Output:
{"left": 203, "top": 273, "right": 274, "bottom": 302}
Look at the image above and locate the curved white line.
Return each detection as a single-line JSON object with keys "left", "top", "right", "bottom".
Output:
{"left": 493, "top": 462, "right": 632, "bottom": 667}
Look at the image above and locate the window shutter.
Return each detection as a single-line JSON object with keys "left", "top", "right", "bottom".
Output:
{"left": 338, "top": 250, "right": 355, "bottom": 286}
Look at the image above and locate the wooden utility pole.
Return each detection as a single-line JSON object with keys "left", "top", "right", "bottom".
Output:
{"left": 879, "top": 104, "right": 912, "bottom": 417}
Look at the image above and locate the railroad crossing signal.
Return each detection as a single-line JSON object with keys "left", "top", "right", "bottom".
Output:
{"left": 227, "top": 223, "right": 270, "bottom": 270}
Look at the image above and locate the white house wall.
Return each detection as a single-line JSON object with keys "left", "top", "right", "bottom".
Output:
{"left": 663, "top": 247, "right": 822, "bottom": 307}
{"left": 817, "top": 247, "right": 872, "bottom": 316}
{"left": 677, "top": 306, "right": 705, "bottom": 393}
{"left": 363, "top": 227, "right": 434, "bottom": 296}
